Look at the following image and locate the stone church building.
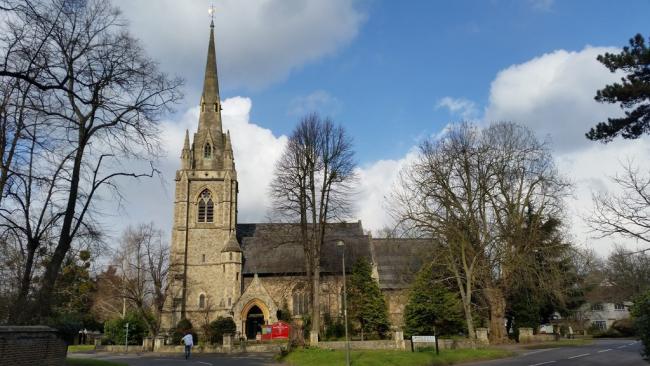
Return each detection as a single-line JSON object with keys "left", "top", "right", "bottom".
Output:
{"left": 160, "top": 21, "right": 430, "bottom": 340}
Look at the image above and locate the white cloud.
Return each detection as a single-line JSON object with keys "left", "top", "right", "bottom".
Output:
{"left": 354, "top": 45, "right": 650, "bottom": 257}
{"left": 288, "top": 90, "right": 342, "bottom": 117}
{"left": 113, "top": 0, "right": 366, "bottom": 91}
{"left": 484, "top": 46, "right": 623, "bottom": 152}
{"left": 103, "top": 97, "right": 287, "bottom": 238}
{"left": 436, "top": 97, "right": 479, "bottom": 120}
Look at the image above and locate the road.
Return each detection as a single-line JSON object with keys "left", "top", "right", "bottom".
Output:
{"left": 69, "top": 352, "right": 276, "bottom": 366}
{"left": 469, "top": 339, "right": 645, "bottom": 366}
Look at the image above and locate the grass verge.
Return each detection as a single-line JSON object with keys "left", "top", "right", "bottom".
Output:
{"left": 66, "top": 359, "right": 128, "bottom": 366}
{"left": 67, "top": 345, "right": 96, "bottom": 353}
{"left": 522, "top": 339, "right": 593, "bottom": 350}
{"left": 280, "top": 348, "right": 514, "bottom": 366}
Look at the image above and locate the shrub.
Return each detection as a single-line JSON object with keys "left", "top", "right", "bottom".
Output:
{"left": 171, "top": 318, "right": 198, "bottom": 345}
{"left": 103, "top": 312, "right": 148, "bottom": 345}
{"left": 631, "top": 290, "right": 650, "bottom": 359}
{"left": 612, "top": 318, "right": 636, "bottom": 337}
{"left": 323, "top": 313, "right": 346, "bottom": 340}
{"left": 47, "top": 313, "right": 84, "bottom": 344}
{"left": 207, "top": 317, "right": 237, "bottom": 344}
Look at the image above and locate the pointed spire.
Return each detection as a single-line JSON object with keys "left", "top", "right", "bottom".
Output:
{"left": 198, "top": 19, "right": 222, "bottom": 133}
{"left": 183, "top": 129, "right": 190, "bottom": 150}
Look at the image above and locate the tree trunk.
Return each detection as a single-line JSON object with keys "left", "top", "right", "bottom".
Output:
{"left": 484, "top": 287, "right": 507, "bottom": 343}
{"left": 311, "top": 263, "right": 320, "bottom": 343}
{"left": 11, "top": 239, "right": 38, "bottom": 323}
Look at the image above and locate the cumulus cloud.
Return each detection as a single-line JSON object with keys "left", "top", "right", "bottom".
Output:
{"left": 484, "top": 46, "right": 623, "bottom": 152}
{"left": 529, "top": 0, "right": 554, "bottom": 11}
{"left": 113, "top": 0, "right": 365, "bottom": 91}
{"left": 103, "top": 97, "right": 287, "bottom": 238}
{"left": 436, "top": 97, "right": 479, "bottom": 120}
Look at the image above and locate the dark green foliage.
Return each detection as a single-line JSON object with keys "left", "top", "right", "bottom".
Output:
{"left": 631, "top": 290, "right": 650, "bottom": 359}
{"left": 171, "top": 318, "right": 197, "bottom": 345}
{"left": 207, "top": 317, "right": 237, "bottom": 344}
{"left": 323, "top": 313, "right": 346, "bottom": 340}
{"left": 588, "top": 34, "right": 650, "bottom": 142}
{"left": 404, "top": 263, "right": 465, "bottom": 337}
{"left": 347, "top": 258, "right": 391, "bottom": 339}
{"left": 46, "top": 313, "right": 84, "bottom": 344}
{"left": 277, "top": 301, "right": 293, "bottom": 322}
{"left": 103, "top": 312, "right": 148, "bottom": 345}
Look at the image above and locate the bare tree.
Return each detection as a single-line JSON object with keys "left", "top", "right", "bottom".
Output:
{"left": 589, "top": 162, "right": 650, "bottom": 246}
{"left": 0, "top": 0, "right": 182, "bottom": 321}
{"left": 392, "top": 122, "right": 571, "bottom": 342}
{"left": 270, "top": 113, "right": 356, "bottom": 342}
{"left": 112, "top": 223, "right": 170, "bottom": 339}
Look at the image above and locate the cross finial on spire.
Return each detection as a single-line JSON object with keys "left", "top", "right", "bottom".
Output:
{"left": 208, "top": 4, "right": 215, "bottom": 27}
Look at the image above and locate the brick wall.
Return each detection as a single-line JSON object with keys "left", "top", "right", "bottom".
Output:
{"left": 0, "top": 326, "right": 67, "bottom": 366}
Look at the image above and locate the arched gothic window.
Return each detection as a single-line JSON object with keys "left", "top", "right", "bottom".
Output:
{"left": 204, "top": 143, "right": 212, "bottom": 159}
{"left": 292, "top": 285, "right": 309, "bottom": 316}
{"left": 199, "top": 294, "right": 205, "bottom": 309}
{"left": 198, "top": 189, "right": 214, "bottom": 223}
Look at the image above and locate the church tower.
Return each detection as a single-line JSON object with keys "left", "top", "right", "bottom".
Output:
{"left": 162, "top": 19, "right": 242, "bottom": 330}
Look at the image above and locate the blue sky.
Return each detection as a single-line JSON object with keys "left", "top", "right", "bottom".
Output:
{"left": 109, "top": 0, "right": 650, "bottom": 256}
{"left": 236, "top": 0, "right": 650, "bottom": 163}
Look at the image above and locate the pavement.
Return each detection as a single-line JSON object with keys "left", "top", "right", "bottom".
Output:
{"left": 464, "top": 339, "right": 645, "bottom": 366}
{"left": 68, "top": 352, "right": 277, "bottom": 366}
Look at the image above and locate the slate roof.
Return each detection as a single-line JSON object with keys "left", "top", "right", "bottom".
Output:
{"left": 236, "top": 222, "right": 371, "bottom": 275}
{"left": 370, "top": 238, "right": 436, "bottom": 290}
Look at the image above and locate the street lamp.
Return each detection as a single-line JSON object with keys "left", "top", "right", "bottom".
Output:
{"left": 337, "top": 240, "right": 351, "bottom": 366}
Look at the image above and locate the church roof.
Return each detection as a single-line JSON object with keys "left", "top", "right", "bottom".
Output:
{"left": 236, "top": 222, "right": 371, "bottom": 275}
{"left": 370, "top": 238, "right": 436, "bottom": 290}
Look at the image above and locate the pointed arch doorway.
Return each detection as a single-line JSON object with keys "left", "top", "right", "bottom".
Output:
{"left": 241, "top": 299, "right": 270, "bottom": 340}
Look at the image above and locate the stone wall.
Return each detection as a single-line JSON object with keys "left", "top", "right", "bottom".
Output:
{"left": 0, "top": 326, "right": 67, "bottom": 366}
{"left": 319, "top": 339, "right": 405, "bottom": 350}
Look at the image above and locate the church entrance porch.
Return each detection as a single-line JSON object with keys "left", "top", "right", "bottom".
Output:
{"left": 240, "top": 298, "right": 270, "bottom": 340}
{"left": 245, "top": 305, "right": 265, "bottom": 340}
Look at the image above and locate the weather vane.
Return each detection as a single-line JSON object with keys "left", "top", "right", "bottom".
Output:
{"left": 208, "top": 4, "right": 216, "bottom": 21}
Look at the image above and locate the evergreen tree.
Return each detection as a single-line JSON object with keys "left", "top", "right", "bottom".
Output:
{"left": 404, "top": 263, "right": 465, "bottom": 337}
{"left": 631, "top": 290, "right": 650, "bottom": 360}
{"left": 588, "top": 33, "right": 650, "bottom": 142}
{"left": 346, "top": 258, "right": 390, "bottom": 339}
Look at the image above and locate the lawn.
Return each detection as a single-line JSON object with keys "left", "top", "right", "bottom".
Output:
{"left": 66, "top": 359, "right": 127, "bottom": 366}
{"left": 522, "top": 339, "right": 593, "bottom": 350}
{"left": 67, "top": 344, "right": 96, "bottom": 353}
{"left": 280, "top": 348, "right": 514, "bottom": 366}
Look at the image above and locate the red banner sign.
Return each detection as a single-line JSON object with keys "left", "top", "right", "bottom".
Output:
{"left": 261, "top": 321, "right": 291, "bottom": 340}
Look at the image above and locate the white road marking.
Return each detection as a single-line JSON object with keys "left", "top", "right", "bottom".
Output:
{"left": 568, "top": 353, "right": 590, "bottom": 359}
{"left": 197, "top": 362, "right": 213, "bottom": 366}
{"left": 597, "top": 349, "right": 612, "bottom": 353}
{"left": 629, "top": 342, "right": 637, "bottom": 345}
{"left": 529, "top": 361, "right": 556, "bottom": 366}
{"left": 618, "top": 345, "right": 628, "bottom": 348}
{"left": 523, "top": 349, "right": 556, "bottom": 356}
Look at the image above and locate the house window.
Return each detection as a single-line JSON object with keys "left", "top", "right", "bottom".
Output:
{"left": 204, "top": 143, "right": 212, "bottom": 158}
{"left": 202, "top": 254, "right": 206, "bottom": 263}
{"left": 197, "top": 190, "right": 214, "bottom": 223}
{"left": 199, "top": 294, "right": 205, "bottom": 309}
{"left": 593, "top": 320, "right": 607, "bottom": 330}
{"left": 615, "top": 303, "right": 625, "bottom": 311}
{"left": 591, "top": 303, "right": 604, "bottom": 311}
{"left": 236, "top": 272, "right": 239, "bottom": 281}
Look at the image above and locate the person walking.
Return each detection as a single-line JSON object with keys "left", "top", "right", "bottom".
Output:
{"left": 181, "top": 331, "right": 194, "bottom": 360}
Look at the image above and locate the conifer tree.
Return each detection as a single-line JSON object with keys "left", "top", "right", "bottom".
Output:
{"left": 346, "top": 258, "right": 390, "bottom": 339}
{"left": 588, "top": 33, "right": 650, "bottom": 142}
{"left": 403, "top": 263, "right": 465, "bottom": 337}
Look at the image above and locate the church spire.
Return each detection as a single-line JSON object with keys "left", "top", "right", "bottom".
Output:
{"left": 198, "top": 19, "right": 222, "bottom": 133}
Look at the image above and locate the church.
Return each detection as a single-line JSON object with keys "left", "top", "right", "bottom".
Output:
{"left": 160, "top": 21, "right": 431, "bottom": 340}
